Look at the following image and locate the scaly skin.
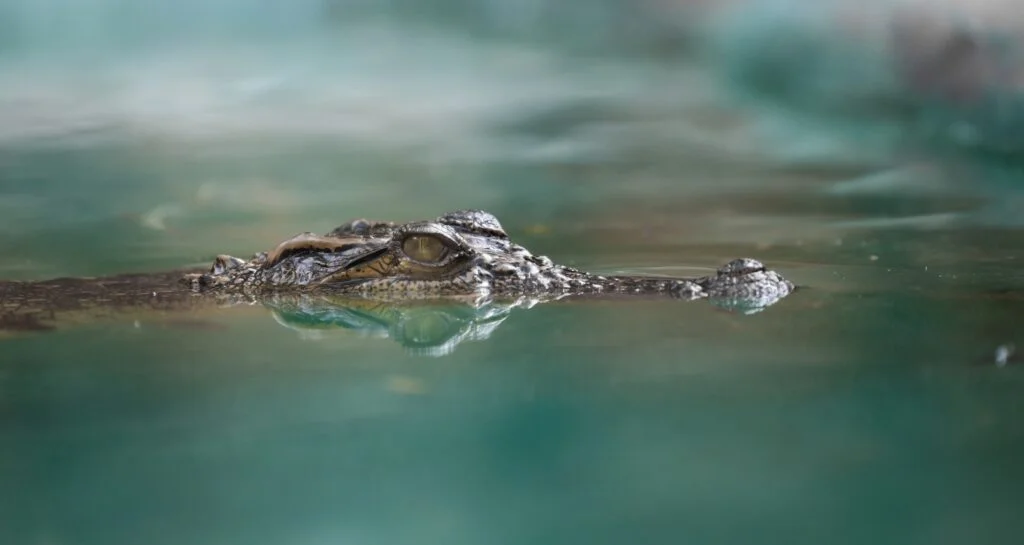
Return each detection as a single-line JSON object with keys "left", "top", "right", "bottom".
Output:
{"left": 183, "top": 209, "right": 794, "bottom": 310}
{"left": 0, "top": 209, "right": 795, "bottom": 341}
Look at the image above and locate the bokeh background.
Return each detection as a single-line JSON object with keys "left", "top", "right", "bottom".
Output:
{"left": 3, "top": 2, "right": 1024, "bottom": 545}
{"left": 3, "top": 0, "right": 1024, "bottom": 278}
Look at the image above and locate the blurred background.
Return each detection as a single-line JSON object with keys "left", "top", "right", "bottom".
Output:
{"left": 3, "top": 0, "right": 1024, "bottom": 277}
{"left": 3, "top": 2, "right": 1024, "bottom": 545}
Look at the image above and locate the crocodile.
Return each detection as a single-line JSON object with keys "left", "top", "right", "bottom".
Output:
{"left": 0, "top": 209, "right": 795, "bottom": 341}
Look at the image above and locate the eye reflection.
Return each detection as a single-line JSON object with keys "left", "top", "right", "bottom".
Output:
{"left": 401, "top": 235, "right": 449, "bottom": 263}
{"left": 398, "top": 310, "right": 461, "bottom": 347}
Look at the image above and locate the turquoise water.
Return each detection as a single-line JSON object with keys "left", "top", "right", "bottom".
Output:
{"left": 3, "top": 3, "right": 1024, "bottom": 544}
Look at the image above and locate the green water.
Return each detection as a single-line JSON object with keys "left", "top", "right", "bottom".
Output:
{"left": 3, "top": 3, "right": 1024, "bottom": 545}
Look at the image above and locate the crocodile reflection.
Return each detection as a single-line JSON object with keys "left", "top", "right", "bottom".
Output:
{"left": 264, "top": 294, "right": 524, "bottom": 357}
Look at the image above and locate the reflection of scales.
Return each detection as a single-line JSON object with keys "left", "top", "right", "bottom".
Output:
{"left": 269, "top": 295, "right": 525, "bottom": 357}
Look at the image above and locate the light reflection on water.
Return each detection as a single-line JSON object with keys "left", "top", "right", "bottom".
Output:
{"left": 3, "top": 5, "right": 1024, "bottom": 545}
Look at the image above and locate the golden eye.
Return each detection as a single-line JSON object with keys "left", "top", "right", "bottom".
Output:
{"left": 401, "top": 235, "right": 449, "bottom": 263}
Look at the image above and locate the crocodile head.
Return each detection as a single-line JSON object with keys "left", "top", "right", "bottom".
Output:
{"left": 188, "top": 209, "right": 561, "bottom": 297}
{"left": 185, "top": 209, "right": 794, "bottom": 312}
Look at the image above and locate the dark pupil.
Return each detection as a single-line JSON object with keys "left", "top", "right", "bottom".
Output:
{"left": 402, "top": 235, "right": 446, "bottom": 262}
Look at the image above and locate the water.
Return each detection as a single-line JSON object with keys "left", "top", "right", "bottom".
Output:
{"left": 3, "top": 2, "right": 1024, "bottom": 544}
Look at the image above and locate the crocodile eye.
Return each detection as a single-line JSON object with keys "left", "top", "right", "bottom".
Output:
{"left": 401, "top": 235, "right": 449, "bottom": 263}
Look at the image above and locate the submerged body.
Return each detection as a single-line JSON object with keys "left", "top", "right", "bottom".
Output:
{"left": 0, "top": 209, "right": 795, "bottom": 337}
